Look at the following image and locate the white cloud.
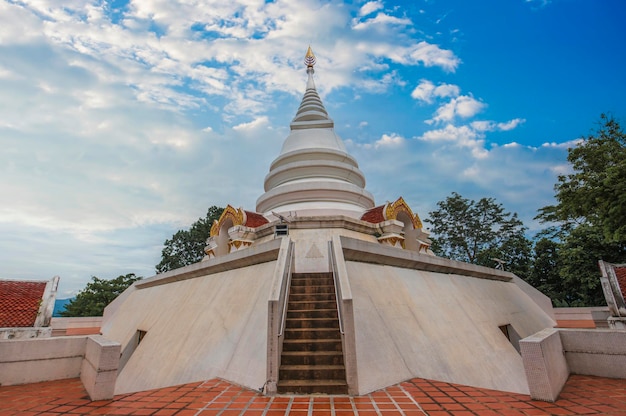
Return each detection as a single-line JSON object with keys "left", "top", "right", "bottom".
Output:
{"left": 498, "top": 118, "right": 526, "bottom": 131}
{"left": 411, "top": 79, "right": 460, "bottom": 103}
{"left": 541, "top": 139, "right": 583, "bottom": 149}
{"left": 232, "top": 116, "right": 270, "bottom": 131}
{"left": 375, "top": 133, "right": 405, "bottom": 148}
{"left": 429, "top": 95, "right": 485, "bottom": 123}
{"left": 359, "top": 1, "right": 384, "bottom": 17}
{"left": 353, "top": 13, "right": 412, "bottom": 30}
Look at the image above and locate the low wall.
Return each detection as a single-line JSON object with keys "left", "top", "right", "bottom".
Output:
{"left": 553, "top": 307, "right": 610, "bottom": 329}
{"left": 0, "top": 335, "right": 119, "bottom": 400}
{"left": 560, "top": 329, "right": 626, "bottom": 379}
{"left": 0, "top": 336, "right": 86, "bottom": 385}
{"left": 51, "top": 317, "right": 103, "bottom": 336}
{"left": 521, "top": 328, "right": 626, "bottom": 402}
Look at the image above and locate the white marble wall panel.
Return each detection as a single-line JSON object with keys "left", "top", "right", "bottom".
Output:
{"left": 346, "top": 261, "right": 555, "bottom": 395}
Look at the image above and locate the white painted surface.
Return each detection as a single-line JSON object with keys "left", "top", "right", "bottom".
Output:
{"left": 103, "top": 261, "right": 277, "bottom": 394}
{"left": 0, "top": 336, "right": 86, "bottom": 385}
{"left": 346, "top": 261, "right": 555, "bottom": 394}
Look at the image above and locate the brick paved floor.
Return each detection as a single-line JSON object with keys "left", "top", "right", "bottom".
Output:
{"left": 1, "top": 374, "right": 625, "bottom": 415}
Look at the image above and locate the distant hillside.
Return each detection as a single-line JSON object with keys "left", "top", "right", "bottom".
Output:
{"left": 53, "top": 298, "right": 74, "bottom": 317}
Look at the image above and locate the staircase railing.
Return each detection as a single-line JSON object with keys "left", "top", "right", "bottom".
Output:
{"left": 266, "top": 237, "right": 294, "bottom": 394}
{"left": 278, "top": 240, "right": 295, "bottom": 337}
{"left": 328, "top": 235, "right": 359, "bottom": 395}
{"left": 328, "top": 240, "right": 344, "bottom": 335}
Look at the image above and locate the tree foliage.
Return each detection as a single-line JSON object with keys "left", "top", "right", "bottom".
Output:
{"left": 60, "top": 273, "right": 141, "bottom": 317}
{"left": 155, "top": 206, "right": 224, "bottom": 273}
{"left": 527, "top": 238, "right": 564, "bottom": 305}
{"left": 534, "top": 114, "right": 626, "bottom": 306}
{"left": 537, "top": 114, "right": 626, "bottom": 243}
{"left": 426, "top": 192, "right": 532, "bottom": 277}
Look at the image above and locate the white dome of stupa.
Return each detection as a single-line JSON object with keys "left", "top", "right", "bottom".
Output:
{"left": 256, "top": 47, "right": 375, "bottom": 218}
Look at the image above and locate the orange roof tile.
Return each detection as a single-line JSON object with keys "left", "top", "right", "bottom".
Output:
{"left": 244, "top": 211, "right": 269, "bottom": 228}
{"left": 360, "top": 205, "right": 385, "bottom": 224}
{"left": 0, "top": 280, "right": 46, "bottom": 328}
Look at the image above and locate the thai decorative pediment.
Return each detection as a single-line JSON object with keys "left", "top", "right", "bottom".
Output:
{"left": 384, "top": 197, "right": 423, "bottom": 230}
{"left": 384, "top": 197, "right": 422, "bottom": 230}
{"left": 210, "top": 205, "right": 246, "bottom": 237}
{"left": 210, "top": 205, "right": 269, "bottom": 238}
{"left": 361, "top": 197, "right": 423, "bottom": 230}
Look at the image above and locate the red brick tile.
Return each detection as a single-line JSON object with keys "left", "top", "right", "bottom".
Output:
{"left": 375, "top": 402, "right": 398, "bottom": 410}
{"left": 132, "top": 409, "right": 157, "bottom": 415}
{"left": 420, "top": 403, "right": 444, "bottom": 411}
{"left": 521, "top": 409, "right": 552, "bottom": 416}
{"left": 219, "top": 410, "right": 240, "bottom": 416}
{"left": 308, "top": 411, "right": 331, "bottom": 416}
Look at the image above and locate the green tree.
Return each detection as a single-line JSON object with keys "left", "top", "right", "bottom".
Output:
{"left": 527, "top": 238, "right": 565, "bottom": 305}
{"left": 536, "top": 114, "right": 626, "bottom": 306}
{"left": 155, "top": 206, "right": 224, "bottom": 273}
{"left": 426, "top": 192, "right": 532, "bottom": 277}
{"left": 537, "top": 114, "right": 626, "bottom": 243}
{"left": 61, "top": 273, "right": 141, "bottom": 317}
{"left": 557, "top": 225, "right": 623, "bottom": 306}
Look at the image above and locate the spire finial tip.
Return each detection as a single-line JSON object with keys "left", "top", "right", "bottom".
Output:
{"left": 304, "top": 46, "right": 316, "bottom": 68}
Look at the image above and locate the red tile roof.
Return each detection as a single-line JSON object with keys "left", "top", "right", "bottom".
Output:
{"left": 244, "top": 210, "right": 269, "bottom": 228}
{"left": 360, "top": 205, "right": 385, "bottom": 224}
{"left": 615, "top": 266, "right": 626, "bottom": 300}
{"left": 0, "top": 280, "right": 47, "bottom": 327}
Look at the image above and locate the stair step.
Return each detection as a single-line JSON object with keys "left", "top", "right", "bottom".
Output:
{"left": 281, "top": 351, "right": 344, "bottom": 366}
{"left": 284, "top": 328, "right": 341, "bottom": 340}
{"left": 282, "top": 338, "right": 343, "bottom": 352}
{"left": 285, "top": 317, "right": 339, "bottom": 329}
{"left": 279, "top": 365, "right": 346, "bottom": 380}
{"left": 288, "top": 293, "right": 336, "bottom": 302}
{"left": 287, "top": 309, "right": 338, "bottom": 319}
{"left": 277, "top": 379, "right": 348, "bottom": 395}
{"left": 290, "top": 285, "right": 335, "bottom": 294}
{"left": 287, "top": 301, "right": 337, "bottom": 310}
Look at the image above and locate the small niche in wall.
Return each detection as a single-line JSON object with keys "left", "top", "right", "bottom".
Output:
{"left": 137, "top": 330, "right": 147, "bottom": 345}
{"left": 499, "top": 324, "right": 522, "bottom": 354}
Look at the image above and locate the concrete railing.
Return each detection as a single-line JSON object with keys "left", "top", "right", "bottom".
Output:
{"left": 81, "top": 335, "right": 121, "bottom": 400}
{"left": 266, "top": 237, "right": 294, "bottom": 394}
{"left": 521, "top": 328, "right": 626, "bottom": 402}
{"left": 330, "top": 235, "right": 359, "bottom": 395}
{"left": 0, "top": 334, "right": 120, "bottom": 400}
{"left": 520, "top": 328, "right": 569, "bottom": 402}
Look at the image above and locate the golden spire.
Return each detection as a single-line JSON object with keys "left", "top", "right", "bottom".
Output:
{"left": 304, "top": 46, "right": 316, "bottom": 68}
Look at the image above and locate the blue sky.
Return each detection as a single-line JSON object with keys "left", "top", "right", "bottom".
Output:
{"left": 1, "top": 0, "right": 625, "bottom": 297}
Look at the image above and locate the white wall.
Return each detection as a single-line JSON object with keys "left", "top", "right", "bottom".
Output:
{"left": 346, "top": 261, "right": 555, "bottom": 395}
{"left": 103, "top": 260, "right": 279, "bottom": 394}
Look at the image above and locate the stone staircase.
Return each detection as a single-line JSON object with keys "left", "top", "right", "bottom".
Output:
{"left": 277, "top": 272, "right": 348, "bottom": 394}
